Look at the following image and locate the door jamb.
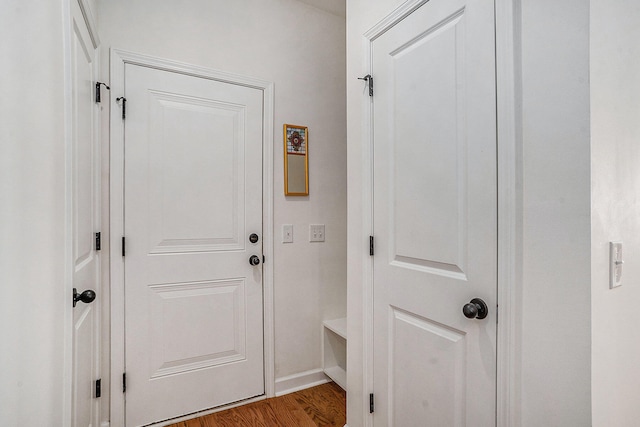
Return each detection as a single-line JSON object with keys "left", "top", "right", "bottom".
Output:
{"left": 360, "top": 0, "right": 520, "bottom": 425}
{"left": 108, "top": 49, "right": 275, "bottom": 425}
{"left": 63, "top": 0, "right": 102, "bottom": 425}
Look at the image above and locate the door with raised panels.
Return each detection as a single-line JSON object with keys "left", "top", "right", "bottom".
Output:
{"left": 123, "top": 64, "right": 264, "bottom": 426}
{"left": 70, "top": 1, "right": 101, "bottom": 426}
{"left": 372, "top": 0, "right": 497, "bottom": 425}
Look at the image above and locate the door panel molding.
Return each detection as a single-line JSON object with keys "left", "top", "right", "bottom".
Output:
{"left": 109, "top": 49, "right": 275, "bottom": 426}
{"left": 360, "top": 0, "right": 520, "bottom": 426}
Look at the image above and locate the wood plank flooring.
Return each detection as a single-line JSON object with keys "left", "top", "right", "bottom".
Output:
{"left": 166, "top": 382, "right": 346, "bottom": 427}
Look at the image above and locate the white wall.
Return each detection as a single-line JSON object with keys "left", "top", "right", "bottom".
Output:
{"left": 97, "top": 0, "right": 347, "bottom": 388}
{"left": 591, "top": 1, "right": 640, "bottom": 425}
{"left": 0, "top": 1, "right": 68, "bottom": 425}
{"left": 346, "top": 1, "right": 592, "bottom": 426}
{"left": 519, "top": 0, "right": 592, "bottom": 425}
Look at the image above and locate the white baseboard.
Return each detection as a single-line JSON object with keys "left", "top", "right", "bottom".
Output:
{"left": 274, "top": 368, "right": 330, "bottom": 396}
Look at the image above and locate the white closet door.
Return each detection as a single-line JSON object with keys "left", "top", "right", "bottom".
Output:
{"left": 372, "top": 0, "right": 498, "bottom": 425}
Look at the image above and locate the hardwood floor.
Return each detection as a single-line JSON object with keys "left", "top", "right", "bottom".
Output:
{"left": 167, "top": 382, "right": 346, "bottom": 427}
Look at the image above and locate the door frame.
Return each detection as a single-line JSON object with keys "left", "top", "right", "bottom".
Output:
{"left": 63, "top": 0, "right": 102, "bottom": 425}
{"left": 108, "top": 49, "right": 275, "bottom": 426}
{"left": 360, "top": 0, "right": 520, "bottom": 426}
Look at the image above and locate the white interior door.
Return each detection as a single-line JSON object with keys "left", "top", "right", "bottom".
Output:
{"left": 123, "top": 64, "right": 264, "bottom": 426}
{"left": 372, "top": 0, "right": 497, "bottom": 425}
{"left": 71, "top": 1, "right": 101, "bottom": 426}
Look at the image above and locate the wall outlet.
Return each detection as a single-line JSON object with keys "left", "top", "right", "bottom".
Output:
{"left": 282, "top": 224, "right": 293, "bottom": 243}
{"left": 610, "top": 241, "right": 623, "bottom": 288}
{"left": 309, "top": 224, "right": 325, "bottom": 242}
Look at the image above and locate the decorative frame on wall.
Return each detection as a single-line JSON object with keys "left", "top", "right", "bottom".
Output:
{"left": 283, "top": 124, "right": 309, "bottom": 196}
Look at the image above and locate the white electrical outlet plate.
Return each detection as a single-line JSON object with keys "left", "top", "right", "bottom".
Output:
{"left": 282, "top": 224, "right": 293, "bottom": 243}
{"left": 309, "top": 224, "right": 325, "bottom": 242}
{"left": 609, "top": 241, "right": 623, "bottom": 288}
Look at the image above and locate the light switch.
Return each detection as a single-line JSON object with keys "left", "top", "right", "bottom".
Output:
{"left": 282, "top": 224, "right": 293, "bottom": 243}
{"left": 309, "top": 224, "right": 325, "bottom": 242}
{"left": 609, "top": 241, "right": 623, "bottom": 288}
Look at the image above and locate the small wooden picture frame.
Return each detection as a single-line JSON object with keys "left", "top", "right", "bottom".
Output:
{"left": 283, "top": 124, "right": 309, "bottom": 196}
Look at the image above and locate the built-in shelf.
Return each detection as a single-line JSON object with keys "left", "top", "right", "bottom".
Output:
{"left": 323, "top": 317, "right": 347, "bottom": 340}
{"left": 322, "top": 317, "right": 347, "bottom": 390}
{"left": 324, "top": 365, "right": 346, "bottom": 390}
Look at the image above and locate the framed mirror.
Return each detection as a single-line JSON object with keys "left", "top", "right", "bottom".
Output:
{"left": 283, "top": 124, "right": 309, "bottom": 196}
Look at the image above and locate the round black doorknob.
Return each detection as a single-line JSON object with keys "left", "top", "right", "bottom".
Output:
{"left": 249, "top": 255, "right": 261, "bottom": 266}
{"left": 462, "top": 298, "right": 488, "bottom": 319}
{"left": 249, "top": 233, "right": 259, "bottom": 244}
{"left": 73, "top": 288, "right": 96, "bottom": 307}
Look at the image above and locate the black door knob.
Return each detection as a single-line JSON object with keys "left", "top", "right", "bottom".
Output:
{"left": 462, "top": 298, "right": 488, "bottom": 319}
{"left": 249, "top": 255, "right": 261, "bottom": 266}
{"left": 73, "top": 288, "right": 96, "bottom": 308}
{"left": 249, "top": 233, "right": 259, "bottom": 243}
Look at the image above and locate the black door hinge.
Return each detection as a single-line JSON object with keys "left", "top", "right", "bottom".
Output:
{"left": 95, "top": 232, "right": 101, "bottom": 251}
{"left": 122, "top": 373, "right": 127, "bottom": 393}
{"left": 95, "top": 82, "right": 110, "bottom": 103}
{"left": 122, "top": 236, "right": 126, "bottom": 257}
{"left": 95, "top": 378, "right": 101, "bottom": 398}
{"left": 358, "top": 74, "right": 374, "bottom": 97}
{"left": 369, "top": 236, "right": 374, "bottom": 256}
{"left": 116, "top": 97, "right": 127, "bottom": 119}
{"left": 370, "top": 393, "right": 375, "bottom": 413}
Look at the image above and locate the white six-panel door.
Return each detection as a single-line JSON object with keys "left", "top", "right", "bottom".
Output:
{"left": 123, "top": 64, "right": 265, "bottom": 426}
{"left": 372, "top": 0, "right": 497, "bottom": 425}
{"left": 71, "top": 1, "right": 101, "bottom": 426}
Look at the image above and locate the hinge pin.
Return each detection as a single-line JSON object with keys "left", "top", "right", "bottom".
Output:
{"left": 116, "top": 97, "right": 127, "bottom": 119}
{"left": 95, "top": 82, "right": 110, "bottom": 103}
{"left": 358, "top": 74, "right": 374, "bottom": 97}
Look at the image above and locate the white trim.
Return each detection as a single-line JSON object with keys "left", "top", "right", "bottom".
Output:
{"left": 64, "top": 0, "right": 103, "bottom": 425}
{"left": 77, "top": 0, "right": 100, "bottom": 48}
{"left": 108, "top": 49, "right": 275, "bottom": 425}
{"left": 109, "top": 48, "right": 126, "bottom": 427}
{"left": 495, "top": 0, "right": 521, "bottom": 426}
{"left": 274, "top": 369, "right": 331, "bottom": 397}
{"left": 363, "top": 0, "right": 430, "bottom": 41}
{"left": 62, "top": 0, "right": 73, "bottom": 424}
{"left": 360, "top": 0, "right": 520, "bottom": 426}
{"left": 361, "top": 30, "right": 375, "bottom": 427}
{"left": 262, "top": 78, "right": 276, "bottom": 400}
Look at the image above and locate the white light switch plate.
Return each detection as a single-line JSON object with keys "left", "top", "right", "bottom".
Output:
{"left": 282, "top": 224, "right": 293, "bottom": 243}
{"left": 309, "top": 224, "right": 325, "bottom": 242}
{"left": 609, "top": 241, "right": 623, "bottom": 288}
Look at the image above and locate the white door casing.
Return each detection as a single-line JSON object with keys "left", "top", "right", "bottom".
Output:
{"left": 109, "top": 50, "right": 275, "bottom": 427}
{"left": 370, "top": 0, "right": 497, "bottom": 425}
{"left": 70, "top": 0, "right": 101, "bottom": 425}
{"left": 122, "top": 63, "right": 264, "bottom": 426}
